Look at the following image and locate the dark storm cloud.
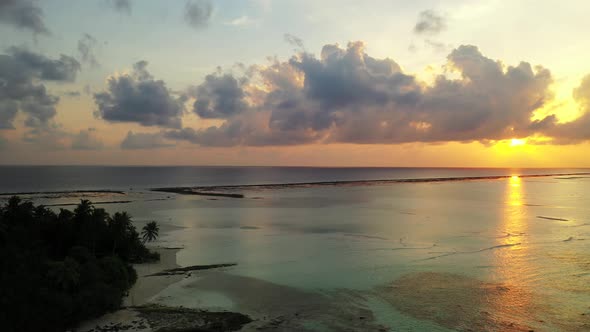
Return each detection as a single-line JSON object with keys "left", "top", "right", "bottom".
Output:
{"left": 0, "top": 47, "right": 80, "bottom": 129}
{"left": 78, "top": 33, "right": 100, "bottom": 67}
{"left": 120, "top": 131, "right": 173, "bottom": 149}
{"left": 106, "top": 0, "right": 131, "bottom": 15}
{"left": 0, "top": 0, "right": 49, "bottom": 35}
{"left": 175, "top": 42, "right": 561, "bottom": 146}
{"left": 94, "top": 61, "right": 185, "bottom": 128}
{"left": 184, "top": 0, "right": 212, "bottom": 29}
{"left": 71, "top": 128, "right": 103, "bottom": 150}
{"left": 414, "top": 10, "right": 446, "bottom": 35}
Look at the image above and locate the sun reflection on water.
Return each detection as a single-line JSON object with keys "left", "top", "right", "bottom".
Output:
{"left": 488, "top": 175, "right": 536, "bottom": 321}
{"left": 508, "top": 176, "right": 522, "bottom": 207}
{"left": 501, "top": 175, "right": 527, "bottom": 259}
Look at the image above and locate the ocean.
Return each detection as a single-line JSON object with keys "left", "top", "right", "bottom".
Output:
{"left": 2, "top": 166, "right": 590, "bottom": 331}
{"left": 0, "top": 165, "right": 587, "bottom": 192}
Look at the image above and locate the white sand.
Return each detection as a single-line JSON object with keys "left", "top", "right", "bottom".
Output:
{"left": 75, "top": 248, "right": 184, "bottom": 332}
{"left": 125, "top": 248, "right": 184, "bottom": 307}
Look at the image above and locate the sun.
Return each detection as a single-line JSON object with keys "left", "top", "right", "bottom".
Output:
{"left": 510, "top": 138, "right": 526, "bottom": 147}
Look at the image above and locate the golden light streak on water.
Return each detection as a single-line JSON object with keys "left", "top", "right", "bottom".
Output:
{"left": 501, "top": 175, "right": 527, "bottom": 261}
{"left": 486, "top": 175, "right": 537, "bottom": 325}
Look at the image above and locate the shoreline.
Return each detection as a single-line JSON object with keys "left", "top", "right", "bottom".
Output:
{"left": 0, "top": 189, "right": 125, "bottom": 196}
{"left": 125, "top": 248, "right": 184, "bottom": 307}
{"left": 76, "top": 247, "right": 250, "bottom": 332}
{"left": 75, "top": 247, "right": 184, "bottom": 332}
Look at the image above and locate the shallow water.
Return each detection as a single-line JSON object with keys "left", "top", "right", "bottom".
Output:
{"left": 8, "top": 169, "right": 590, "bottom": 330}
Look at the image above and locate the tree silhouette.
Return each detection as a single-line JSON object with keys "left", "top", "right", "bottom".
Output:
{"left": 141, "top": 221, "right": 159, "bottom": 244}
{"left": 109, "top": 211, "right": 132, "bottom": 254}
{"left": 0, "top": 197, "right": 159, "bottom": 331}
{"left": 46, "top": 257, "right": 80, "bottom": 291}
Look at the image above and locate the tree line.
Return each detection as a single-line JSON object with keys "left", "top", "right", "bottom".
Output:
{"left": 0, "top": 197, "right": 160, "bottom": 332}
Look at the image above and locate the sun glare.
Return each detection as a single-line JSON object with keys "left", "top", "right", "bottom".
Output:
{"left": 510, "top": 138, "right": 526, "bottom": 147}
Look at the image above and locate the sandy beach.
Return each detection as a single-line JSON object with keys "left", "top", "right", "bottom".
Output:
{"left": 125, "top": 248, "right": 184, "bottom": 307}
{"left": 74, "top": 247, "right": 252, "bottom": 332}
{"left": 75, "top": 248, "right": 183, "bottom": 332}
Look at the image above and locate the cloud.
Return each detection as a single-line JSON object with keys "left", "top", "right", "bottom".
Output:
{"left": 94, "top": 61, "right": 186, "bottom": 128}
{"left": 71, "top": 128, "right": 103, "bottom": 150}
{"left": 284, "top": 33, "right": 305, "bottom": 50}
{"left": 78, "top": 33, "right": 100, "bottom": 67}
{"left": 0, "top": 101, "right": 18, "bottom": 129}
{"left": 120, "top": 131, "right": 173, "bottom": 149}
{"left": 190, "top": 73, "right": 248, "bottom": 119}
{"left": 22, "top": 125, "right": 69, "bottom": 149}
{"left": 173, "top": 41, "right": 560, "bottom": 146}
{"left": 0, "top": 0, "right": 49, "bottom": 35}
{"left": 407, "top": 45, "right": 553, "bottom": 143}
{"left": 253, "top": 0, "right": 272, "bottom": 13}
{"left": 8, "top": 46, "right": 80, "bottom": 81}
{"left": 163, "top": 127, "right": 199, "bottom": 143}
{"left": 20, "top": 93, "right": 59, "bottom": 127}
{"left": 184, "top": 0, "right": 212, "bottom": 29}
{"left": 0, "top": 47, "right": 80, "bottom": 129}
{"left": 106, "top": 0, "right": 131, "bottom": 15}
{"left": 414, "top": 10, "right": 446, "bottom": 35}
{"left": 291, "top": 42, "right": 410, "bottom": 110}
{"left": 535, "top": 75, "right": 590, "bottom": 143}
{"left": 63, "top": 90, "right": 81, "bottom": 98}
{"left": 424, "top": 39, "right": 448, "bottom": 53}
{"left": 225, "top": 15, "right": 256, "bottom": 27}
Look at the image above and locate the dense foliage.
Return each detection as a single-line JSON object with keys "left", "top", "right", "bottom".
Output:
{"left": 0, "top": 197, "right": 160, "bottom": 332}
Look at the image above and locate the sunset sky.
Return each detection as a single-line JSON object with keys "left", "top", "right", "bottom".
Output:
{"left": 1, "top": 0, "right": 590, "bottom": 167}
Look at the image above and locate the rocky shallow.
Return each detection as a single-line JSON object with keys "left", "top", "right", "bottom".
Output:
{"left": 80, "top": 305, "right": 251, "bottom": 332}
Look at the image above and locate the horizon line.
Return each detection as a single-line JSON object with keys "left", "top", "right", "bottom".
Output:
{"left": 0, "top": 164, "right": 589, "bottom": 169}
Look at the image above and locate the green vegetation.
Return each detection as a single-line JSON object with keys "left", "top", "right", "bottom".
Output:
{"left": 142, "top": 221, "right": 160, "bottom": 243}
{"left": 0, "top": 197, "right": 160, "bottom": 332}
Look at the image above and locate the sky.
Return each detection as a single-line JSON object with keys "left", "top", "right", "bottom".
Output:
{"left": 1, "top": 0, "right": 590, "bottom": 167}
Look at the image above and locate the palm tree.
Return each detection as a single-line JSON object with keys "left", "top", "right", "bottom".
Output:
{"left": 74, "top": 200, "right": 93, "bottom": 220}
{"left": 47, "top": 258, "right": 80, "bottom": 291}
{"left": 109, "top": 212, "right": 132, "bottom": 254}
{"left": 141, "top": 221, "right": 159, "bottom": 244}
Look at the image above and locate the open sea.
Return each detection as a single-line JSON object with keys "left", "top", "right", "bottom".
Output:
{"left": 2, "top": 166, "right": 590, "bottom": 331}
{"left": 0, "top": 165, "right": 587, "bottom": 193}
